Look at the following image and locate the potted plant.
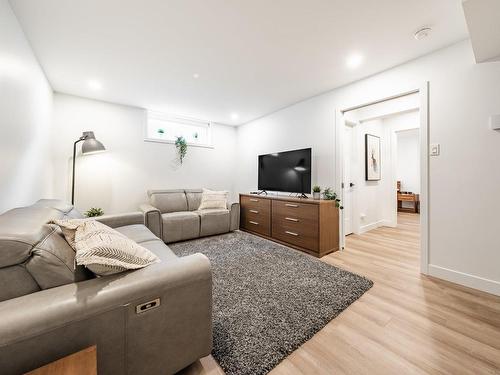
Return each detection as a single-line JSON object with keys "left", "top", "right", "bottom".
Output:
{"left": 175, "top": 136, "right": 188, "bottom": 164}
{"left": 312, "top": 185, "right": 321, "bottom": 199}
{"left": 84, "top": 207, "right": 104, "bottom": 217}
{"left": 323, "top": 187, "right": 343, "bottom": 209}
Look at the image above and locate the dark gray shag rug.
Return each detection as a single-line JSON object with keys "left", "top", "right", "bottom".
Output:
{"left": 170, "top": 231, "right": 373, "bottom": 375}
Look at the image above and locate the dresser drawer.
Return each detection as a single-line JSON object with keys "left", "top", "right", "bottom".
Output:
{"left": 241, "top": 195, "right": 271, "bottom": 211}
{"left": 241, "top": 214, "right": 271, "bottom": 236}
{"left": 272, "top": 200, "right": 318, "bottom": 221}
{"left": 272, "top": 219, "right": 318, "bottom": 251}
{"left": 240, "top": 196, "right": 271, "bottom": 236}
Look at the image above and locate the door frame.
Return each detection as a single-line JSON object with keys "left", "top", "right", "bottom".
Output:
{"left": 342, "top": 120, "right": 359, "bottom": 236}
{"left": 335, "top": 82, "right": 429, "bottom": 275}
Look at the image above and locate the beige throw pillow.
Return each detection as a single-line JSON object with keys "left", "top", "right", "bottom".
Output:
{"left": 52, "top": 219, "right": 160, "bottom": 276}
{"left": 198, "top": 188, "right": 228, "bottom": 210}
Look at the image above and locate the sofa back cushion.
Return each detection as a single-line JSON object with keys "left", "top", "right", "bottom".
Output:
{"left": 148, "top": 190, "right": 188, "bottom": 213}
{"left": 0, "top": 200, "right": 93, "bottom": 302}
{"left": 185, "top": 189, "right": 203, "bottom": 211}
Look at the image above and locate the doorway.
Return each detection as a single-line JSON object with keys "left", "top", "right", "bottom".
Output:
{"left": 335, "top": 84, "right": 429, "bottom": 274}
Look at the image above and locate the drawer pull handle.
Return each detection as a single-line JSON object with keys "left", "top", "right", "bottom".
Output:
{"left": 285, "top": 217, "right": 299, "bottom": 222}
{"left": 285, "top": 204, "right": 299, "bottom": 208}
{"left": 250, "top": 199, "right": 259, "bottom": 202}
{"left": 249, "top": 221, "right": 259, "bottom": 225}
{"left": 285, "top": 230, "right": 299, "bottom": 236}
{"left": 249, "top": 209, "right": 259, "bottom": 214}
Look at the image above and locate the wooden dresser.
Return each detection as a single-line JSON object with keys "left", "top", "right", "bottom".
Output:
{"left": 239, "top": 193, "right": 339, "bottom": 257}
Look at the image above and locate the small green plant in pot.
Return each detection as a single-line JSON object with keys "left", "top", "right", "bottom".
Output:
{"left": 323, "top": 187, "right": 343, "bottom": 209}
{"left": 85, "top": 207, "right": 104, "bottom": 217}
{"left": 312, "top": 185, "right": 321, "bottom": 200}
{"left": 175, "top": 136, "right": 188, "bottom": 164}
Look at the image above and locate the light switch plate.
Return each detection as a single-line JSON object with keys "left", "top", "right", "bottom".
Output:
{"left": 430, "top": 143, "right": 440, "bottom": 156}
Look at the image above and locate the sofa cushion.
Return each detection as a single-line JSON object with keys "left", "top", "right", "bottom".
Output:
{"left": 0, "top": 201, "right": 92, "bottom": 296}
{"left": 114, "top": 224, "right": 159, "bottom": 244}
{"left": 148, "top": 190, "right": 188, "bottom": 214}
{"left": 0, "top": 265, "right": 40, "bottom": 302}
{"left": 140, "top": 239, "right": 178, "bottom": 261}
{"left": 197, "top": 209, "right": 230, "bottom": 237}
{"left": 114, "top": 224, "right": 177, "bottom": 260}
{"left": 185, "top": 189, "right": 203, "bottom": 211}
{"left": 162, "top": 212, "right": 200, "bottom": 243}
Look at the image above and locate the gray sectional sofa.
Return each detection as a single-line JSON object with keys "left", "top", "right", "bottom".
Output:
{"left": 0, "top": 199, "right": 212, "bottom": 375}
{"left": 140, "top": 189, "right": 240, "bottom": 243}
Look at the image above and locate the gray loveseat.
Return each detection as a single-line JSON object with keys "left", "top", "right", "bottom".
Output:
{"left": 0, "top": 199, "right": 212, "bottom": 375}
{"left": 140, "top": 189, "right": 240, "bottom": 244}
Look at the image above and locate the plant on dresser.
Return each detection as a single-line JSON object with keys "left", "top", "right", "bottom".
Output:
{"left": 239, "top": 194, "right": 339, "bottom": 257}
{"left": 312, "top": 185, "right": 321, "bottom": 200}
{"left": 323, "top": 187, "right": 343, "bottom": 209}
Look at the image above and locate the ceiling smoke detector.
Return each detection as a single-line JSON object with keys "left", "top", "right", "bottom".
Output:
{"left": 414, "top": 27, "right": 432, "bottom": 40}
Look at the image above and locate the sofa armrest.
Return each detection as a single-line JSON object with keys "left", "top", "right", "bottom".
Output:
{"left": 0, "top": 254, "right": 212, "bottom": 375}
{"left": 140, "top": 203, "right": 162, "bottom": 239}
{"left": 95, "top": 211, "right": 144, "bottom": 228}
{"left": 229, "top": 202, "right": 240, "bottom": 231}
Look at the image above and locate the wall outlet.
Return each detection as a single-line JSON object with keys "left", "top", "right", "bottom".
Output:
{"left": 430, "top": 143, "right": 440, "bottom": 156}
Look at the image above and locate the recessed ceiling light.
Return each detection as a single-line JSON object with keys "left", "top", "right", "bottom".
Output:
{"left": 346, "top": 53, "right": 364, "bottom": 69}
{"left": 88, "top": 80, "right": 102, "bottom": 90}
{"left": 414, "top": 27, "right": 432, "bottom": 40}
{"left": 193, "top": 73, "right": 200, "bottom": 79}
{"left": 231, "top": 113, "right": 239, "bottom": 120}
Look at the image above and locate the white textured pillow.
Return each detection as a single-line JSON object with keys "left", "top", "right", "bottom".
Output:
{"left": 198, "top": 188, "right": 229, "bottom": 210}
{"left": 52, "top": 219, "right": 159, "bottom": 276}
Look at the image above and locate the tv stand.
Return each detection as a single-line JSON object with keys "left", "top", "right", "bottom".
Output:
{"left": 239, "top": 193, "right": 339, "bottom": 258}
{"left": 257, "top": 190, "right": 268, "bottom": 196}
{"left": 298, "top": 193, "right": 308, "bottom": 198}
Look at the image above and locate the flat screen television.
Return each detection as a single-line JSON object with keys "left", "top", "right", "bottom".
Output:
{"left": 258, "top": 148, "right": 312, "bottom": 194}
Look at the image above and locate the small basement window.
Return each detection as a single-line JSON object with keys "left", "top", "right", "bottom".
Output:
{"left": 145, "top": 111, "right": 212, "bottom": 147}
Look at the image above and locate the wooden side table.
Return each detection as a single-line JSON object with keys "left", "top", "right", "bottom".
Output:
{"left": 397, "top": 193, "right": 420, "bottom": 213}
{"left": 25, "top": 346, "right": 97, "bottom": 375}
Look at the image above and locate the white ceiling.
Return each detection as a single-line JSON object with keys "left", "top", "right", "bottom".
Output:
{"left": 10, "top": 0, "right": 469, "bottom": 125}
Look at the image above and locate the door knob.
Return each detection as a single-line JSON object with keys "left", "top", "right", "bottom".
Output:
{"left": 349, "top": 182, "right": 355, "bottom": 187}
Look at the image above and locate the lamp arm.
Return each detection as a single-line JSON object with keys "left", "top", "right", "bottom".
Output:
{"left": 71, "top": 136, "right": 87, "bottom": 205}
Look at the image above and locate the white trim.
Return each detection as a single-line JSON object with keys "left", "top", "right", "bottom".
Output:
{"left": 335, "top": 109, "right": 344, "bottom": 249}
{"left": 359, "top": 219, "right": 393, "bottom": 234}
{"left": 419, "top": 82, "right": 430, "bottom": 274}
{"left": 143, "top": 138, "right": 214, "bottom": 149}
{"left": 428, "top": 265, "right": 500, "bottom": 297}
{"left": 359, "top": 107, "right": 420, "bottom": 124}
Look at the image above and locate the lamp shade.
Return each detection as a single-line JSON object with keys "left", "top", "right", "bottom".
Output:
{"left": 81, "top": 131, "right": 106, "bottom": 154}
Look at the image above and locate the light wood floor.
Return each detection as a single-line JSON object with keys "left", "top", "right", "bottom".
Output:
{"left": 180, "top": 213, "right": 500, "bottom": 375}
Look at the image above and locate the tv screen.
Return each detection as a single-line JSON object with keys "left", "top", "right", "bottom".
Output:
{"left": 258, "top": 148, "right": 312, "bottom": 194}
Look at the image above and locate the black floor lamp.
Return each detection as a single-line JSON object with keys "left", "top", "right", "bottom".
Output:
{"left": 72, "top": 131, "right": 106, "bottom": 205}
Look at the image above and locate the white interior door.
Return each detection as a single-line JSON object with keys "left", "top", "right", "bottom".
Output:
{"left": 343, "top": 124, "right": 355, "bottom": 235}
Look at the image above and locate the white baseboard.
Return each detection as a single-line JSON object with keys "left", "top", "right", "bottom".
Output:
{"left": 359, "top": 219, "right": 393, "bottom": 234}
{"left": 428, "top": 264, "right": 500, "bottom": 296}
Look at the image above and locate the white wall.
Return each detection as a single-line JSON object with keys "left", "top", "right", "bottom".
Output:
{"left": 397, "top": 129, "right": 420, "bottom": 195}
{"left": 236, "top": 40, "right": 500, "bottom": 295}
{"left": 52, "top": 93, "right": 237, "bottom": 214}
{"left": 0, "top": 0, "right": 53, "bottom": 213}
